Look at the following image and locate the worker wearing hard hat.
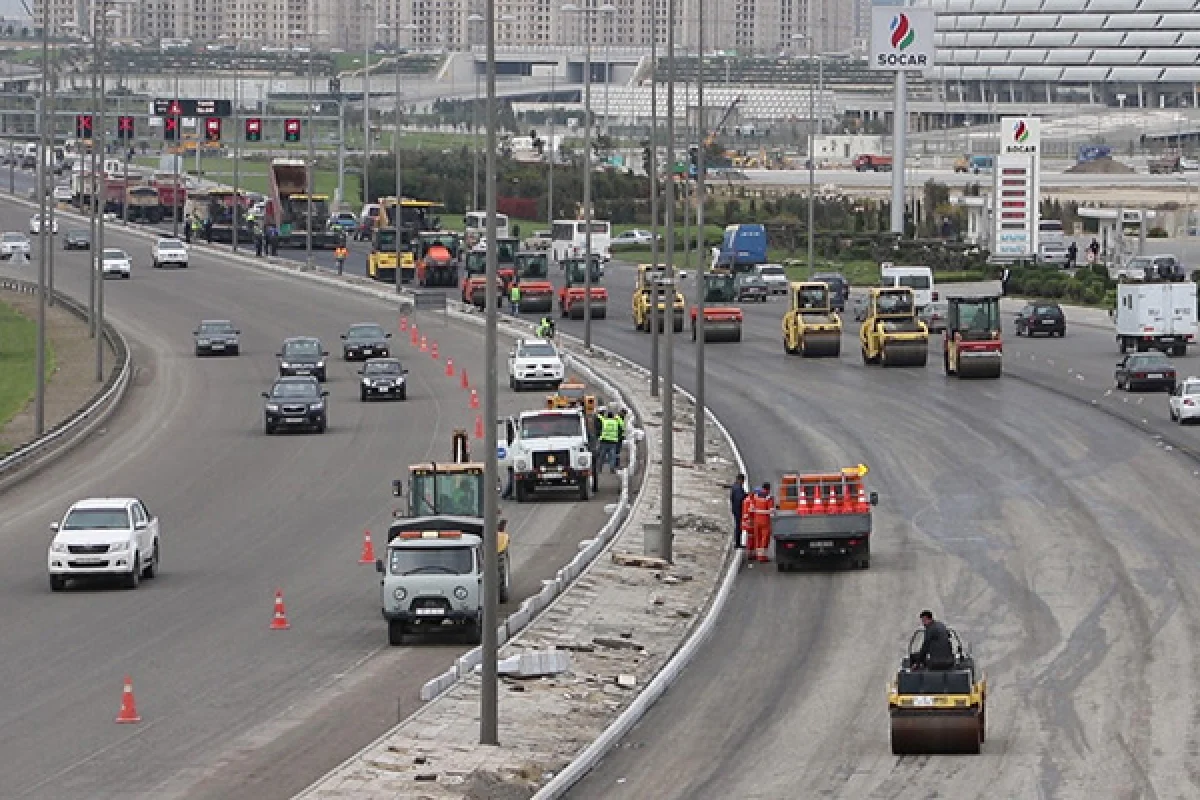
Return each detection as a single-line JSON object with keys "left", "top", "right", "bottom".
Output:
{"left": 750, "top": 482, "right": 775, "bottom": 562}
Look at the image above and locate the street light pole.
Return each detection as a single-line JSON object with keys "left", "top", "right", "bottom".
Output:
{"left": 649, "top": 0, "right": 659, "bottom": 397}
{"left": 34, "top": 0, "right": 49, "bottom": 434}
{"left": 306, "top": 35, "right": 315, "bottom": 271}
{"left": 95, "top": 5, "right": 112, "bottom": 383}
{"left": 232, "top": 49, "right": 241, "bottom": 252}
{"left": 480, "top": 0, "right": 500, "bottom": 746}
{"left": 88, "top": 22, "right": 99, "bottom": 338}
{"left": 395, "top": 22, "right": 416, "bottom": 293}
{"left": 582, "top": 15, "right": 593, "bottom": 346}
{"left": 659, "top": 0, "right": 676, "bottom": 561}
{"left": 808, "top": 38, "right": 815, "bottom": 275}
{"left": 469, "top": 13, "right": 481, "bottom": 212}
{"left": 172, "top": 71, "right": 180, "bottom": 238}
{"left": 692, "top": 0, "right": 705, "bottom": 465}
{"left": 362, "top": 1, "right": 373, "bottom": 205}
{"left": 547, "top": 66, "right": 555, "bottom": 229}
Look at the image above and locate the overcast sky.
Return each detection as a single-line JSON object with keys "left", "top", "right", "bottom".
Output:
{"left": 1, "top": 0, "right": 31, "bottom": 21}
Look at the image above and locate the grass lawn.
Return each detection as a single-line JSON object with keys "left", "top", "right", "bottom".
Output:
{"left": 0, "top": 299, "right": 52, "bottom": 434}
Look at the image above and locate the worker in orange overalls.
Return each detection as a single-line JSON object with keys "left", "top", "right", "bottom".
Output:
{"left": 751, "top": 482, "right": 775, "bottom": 562}
{"left": 740, "top": 491, "right": 755, "bottom": 553}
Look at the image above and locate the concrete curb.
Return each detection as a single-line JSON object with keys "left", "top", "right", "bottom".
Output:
{"left": 0, "top": 278, "right": 133, "bottom": 495}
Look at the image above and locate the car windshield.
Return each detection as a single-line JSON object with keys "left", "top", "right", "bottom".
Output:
{"left": 67, "top": 230, "right": 87, "bottom": 239}
{"left": 2, "top": 233, "right": 24, "bottom": 242}
{"left": 1183, "top": 382, "right": 1200, "bottom": 396}
{"left": 956, "top": 301, "right": 998, "bottom": 331}
{"left": 876, "top": 293, "right": 914, "bottom": 315}
{"left": 159, "top": 239, "right": 184, "bottom": 249}
{"left": 364, "top": 360, "right": 402, "bottom": 375}
{"left": 199, "top": 321, "right": 234, "bottom": 334}
{"left": 62, "top": 508, "right": 130, "bottom": 530}
{"left": 898, "top": 275, "right": 931, "bottom": 290}
{"left": 411, "top": 472, "right": 483, "bottom": 516}
{"left": 1129, "top": 355, "right": 1171, "bottom": 368}
{"left": 271, "top": 381, "right": 319, "bottom": 398}
{"left": 283, "top": 340, "right": 320, "bottom": 356}
{"left": 1034, "top": 305, "right": 1061, "bottom": 316}
{"left": 520, "top": 415, "right": 583, "bottom": 439}
{"left": 1126, "top": 257, "right": 1152, "bottom": 268}
{"left": 759, "top": 266, "right": 786, "bottom": 277}
{"left": 103, "top": 249, "right": 126, "bottom": 259}
{"left": 518, "top": 343, "right": 557, "bottom": 358}
{"left": 347, "top": 324, "right": 384, "bottom": 340}
{"left": 389, "top": 545, "right": 475, "bottom": 576}
{"left": 794, "top": 286, "right": 828, "bottom": 309}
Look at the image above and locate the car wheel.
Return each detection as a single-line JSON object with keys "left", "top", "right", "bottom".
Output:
{"left": 143, "top": 539, "right": 159, "bottom": 579}
{"left": 387, "top": 620, "right": 406, "bottom": 646}
{"left": 399, "top": 388, "right": 407, "bottom": 401}
{"left": 515, "top": 481, "right": 528, "bottom": 502}
{"left": 579, "top": 478, "right": 590, "bottom": 501}
{"left": 49, "top": 575, "right": 66, "bottom": 592}
{"left": 123, "top": 555, "right": 141, "bottom": 589}
{"left": 230, "top": 346, "right": 240, "bottom": 356}
{"left": 361, "top": 389, "right": 368, "bottom": 402}
{"left": 316, "top": 420, "right": 327, "bottom": 434}
{"left": 463, "top": 620, "right": 482, "bottom": 646}
{"left": 265, "top": 421, "right": 275, "bottom": 435}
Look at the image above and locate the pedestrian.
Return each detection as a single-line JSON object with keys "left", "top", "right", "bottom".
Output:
{"left": 335, "top": 244, "right": 348, "bottom": 275}
{"left": 613, "top": 408, "right": 627, "bottom": 470}
{"left": 1000, "top": 267, "right": 1010, "bottom": 297}
{"left": 914, "top": 610, "right": 956, "bottom": 670}
{"left": 253, "top": 226, "right": 263, "bottom": 257}
{"left": 509, "top": 282, "right": 521, "bottom": 315}
{"left": 1067, "top": 241, "right": 1078, "bottom": 270}
{"left": 183, "top": 219, "right": 192, "bottom": 243}
{"left": 598, "top": 410, "right": 621, "bottom": 474}
{"left": 730, "top": 474, "right": 747, "bottom": 549}
{"left": 750, "top": 482, "right": 774, "bottom": 562}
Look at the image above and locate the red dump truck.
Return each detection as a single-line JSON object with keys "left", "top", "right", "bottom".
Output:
{"left": 853, "top": 154, "right": 893, "bottom": 172}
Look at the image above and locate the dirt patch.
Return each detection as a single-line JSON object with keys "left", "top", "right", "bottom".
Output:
{"left": 0, "top": 288, "right": 110, "bottom": 455}
{"left": 1064, "top": 157, "right": 1136, "bottom": 175}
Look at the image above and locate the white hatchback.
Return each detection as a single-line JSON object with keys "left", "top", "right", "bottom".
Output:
{"left": 47, "top": 497, "right": 162, "bottom": 590}
{"left": 29, "top": 213, "right": 59, "bottom": 235}
{"left": 100, "top": 248, "right": 132, "bottom": 279}
{"left": 0, "top": 231, "right": 31, "bottom": 260}
{"left": 1169, "top": 378, "right": 1200, "bottom": 424}
{"left": 507, "top": 338, "right": 564, "bottom": 391}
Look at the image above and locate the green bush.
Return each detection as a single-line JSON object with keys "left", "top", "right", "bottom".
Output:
{"left": 1148, "top": 227, "right": 1170, "bottom": 238}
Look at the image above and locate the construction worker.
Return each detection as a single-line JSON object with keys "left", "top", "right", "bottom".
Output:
{"left": 914, "top": 610, "right": 956, "bottom": 670}
{"left": 536, "top": 316, "right": 555, "bottom": 339}
{"left": 613, "top": 408, "right": 627, "bottom": 470}
{"left": 730, "top": 474, "right": 747, "bottom": 549}
{"left": 750, "top": 481, "right": 775, "bottom": 562}
{"left": 509, "top": 282, "right": 522, "bottom": 315}
{"left": 334, "top": 244, "right": 348, "bottom": 275}
{"left": 598, "top": 410, "right": 621, "bottom": 474}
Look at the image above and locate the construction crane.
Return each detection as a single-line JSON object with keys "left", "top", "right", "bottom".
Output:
{"left": 703, "top": 95, "right": 744, "bottom": 148}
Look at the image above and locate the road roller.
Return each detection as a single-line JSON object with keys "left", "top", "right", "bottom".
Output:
{"left": 888, "top": 627, "right": 987, "bottom": 755}
{"left": 943, "top": 296, "right": 1003, "bottom": 379}
{"left": 782, "top": 281, "right": 842, "bottom": 357}
{"left": 860, "top": 287, "right": 929, "bottom": 367}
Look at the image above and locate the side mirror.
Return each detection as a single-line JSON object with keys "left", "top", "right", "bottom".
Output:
{"left": 235, "top": 330, "right": 241, "bottom": 334}
{"left": 402, "top": 369, "right": 409, "bottom": 375}
{"left": 357, "top": 369, "right": 364, "bottom": 375}
{"left": 385, "top": 332, "right": 392, "bottom": 338}
{"left": 275, "top": 352, "right": 283, "bottom": 357}
{"left": 339, "top": 334, "right": 347, "bottom": 339}
{"left": 869, "top": 491, "right": 879, "bottom": 506}
{"left": 1116, "top": 362, "right": 1124, "bottom": 367}
{"left": 261, "top": 391, "right": 270, "bottom": 398}
{"left": 322, "top": 351, "right": 330, "bottom": 356}
{"left": 392, "top": 479, "right": 405, "bottom": 497}
{"left": 50, "top": 521, "right": 59, "bottom": 532}
{"left": 321, "top": 390, "right": 330, "bottom": 397}
{"left": 375, "top": 559, "right": 384, "bottom": 574}
{"left": 135, "top": 520, "right": 148, "bottom": 530}
{"left": 192, "top": 330, "right": 199, "bottom": 335}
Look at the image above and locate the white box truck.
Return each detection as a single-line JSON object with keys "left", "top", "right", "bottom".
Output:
{"left": 881, "top": 264, "right": 937, "bottom": 311}
{"left": 1115, "top": 281, "right": 1198, "bottom": 356}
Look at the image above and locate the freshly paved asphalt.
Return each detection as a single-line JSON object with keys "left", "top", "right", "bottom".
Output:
{"left": 0, "top": 194, "right": 616, "bottom": 800}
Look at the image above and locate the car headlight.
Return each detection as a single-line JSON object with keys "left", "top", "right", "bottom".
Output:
{"left": 197, "top": 338, "right": 210, "bottom": 345}
{"left": 280, "top": 362, "right": 291, "bottom": 369}
{"left": 516, "top": 459, "right": 528, "bottom": 471}
{"left": 579, "top": 452, "right": 592, "bottom": 467}
{"left": 316, "top": 361, "right": 325, "bottom": 368}
{"left": 110, "top": 541, "right": 130, "bottom": 552}
{"left": 362, "top": 377, "right": 371, "bottom": 386}
{"left": 265, "top": 403, "right": 280, "bottom": 412}
{"left": 50, "top": 541, "right": 68, "bottom": 552}
{"left": 310, "top": 401, "right": 325, "bottom": 410}
{"left": 453, "top": 586, "right": 469, "bottom": 600}
{"left": 393, "top": 587, "right": 407, "bottom": 601}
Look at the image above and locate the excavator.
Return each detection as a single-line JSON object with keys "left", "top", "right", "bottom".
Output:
{"left": 690, "top": 272, "right": 743, "bottom": 342}
{"left": 860, "top": 287, "right": 929, "bottom": 367}
{"left": 943, "top": 296, "right": 1003, "bottom": 378}
{"left": 889, "top": 627, "right": 987, "bottom": 754}
{"left": 513, "top": 250, "right": 554, "bottom": 313}
{"left": 632, "top": 264, "right": 684, "bottom": 333}
{"left": 782, "top": 281, "right": 842, "bottom": 357}
{"left": 558, "top": 255, "right": 607, "bottom": 319}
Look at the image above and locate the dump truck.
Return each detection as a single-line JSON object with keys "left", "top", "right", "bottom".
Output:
{"left": 853, "top": 153, "right": 893, "bottom": 172}
{"left": 414, "top": 231, "right": 461, "bottom": 287}
{"left": 690, "top": 272, "right": 743, "bottom": 342}
{"left": 633, "top": 264, "right": 684, "bottom": 333}
{"left": 513, "top": 250, "right": 554, "bottom": 312}
{"left": 202, "top": 189, "right": 255, "bottom": 244}
{"left": 125, "top": 185, "right": 165, "bottom": 223}
{"left": 769, "top": 465, "right": 877, "bottom": 570}
{"left": 889, "top": 627, "right": 987, "bottom": 755}
{"left": 383, "top": 458, "right": 511, "bottom": 645}
{"left": 367, "top": 227, "right": 400, "bottom": 282}
{"left": 943, "top": 296, "right": 1003, "bottom": 378}
{"left": 266, "top": 158, "right": 339, "bottom": 248}
{"left": 782, "top": 281, "right": 842, "bottom": 357}
{"left": 558, "top": 255, "right": 607, "bottom": 319}
{"left": 860, "top": 287, "right": 929, "bottom": 367}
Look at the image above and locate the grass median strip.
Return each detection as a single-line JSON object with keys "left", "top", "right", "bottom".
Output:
{"left": 0, "top": 298, "right": 54, "bottom": 441}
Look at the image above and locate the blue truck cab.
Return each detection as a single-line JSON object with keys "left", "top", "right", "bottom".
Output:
{"left": 716, "top": 224, "right": 768, "bottom": 272}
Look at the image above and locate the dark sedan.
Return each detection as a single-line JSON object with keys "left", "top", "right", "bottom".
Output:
{"left": 359, "top": 358, "right": 408, "bottom": 401}
{"left": 277, "top": 337, "right": 329, "bottom": 381}
{"left": 193, "top": 319, "right": 241, "bottom": 356}
{"left": 63, "top": 228, "right": 91, "bottom": 250}
{"left": 1014, "top": 302, "right": 1066, "bottom": 337}
{"left": 811, "top": 271, "right": 850, "bottom": 311}
{"left": 735, "top": 274, "right": 769, "bottom": 303}
{"left": 262, "top": 376, "right": 328, "bottom": 434}
{"left": 341, "top": 323, "right": 391, "bottom": 361}
{"left": 1115, "top": 353, "right": 1176, "bottom": 392}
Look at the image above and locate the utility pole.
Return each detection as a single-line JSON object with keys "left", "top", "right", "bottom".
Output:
{"left": 34, "top": 0, "right": 48, "bottom": 434}
{"left": 480, "top": 0, "right": 500, "bottom": 747}
{"left": 693, "top": 0, "right": 706, "bottom": 465}
{"left": 306, "top": 36, "right": 315, "bottom": 271}
{"left": 95, "top": 4, "right": 109, "bottom": 383}
{"left": 172, "top": 72, "right": 180, "bottom": 238}
{"left": 232, "top": 53, "right": 241, "bottom": 252}
{"left": 649, "top": 2, "right": 659, "bottom": 397}
{"left": 582, "top": 14, "right": 593, "bottom": 347}
{"left": 362, "top": 1, "right": 372, "bottom": 206}
{"left": 659, "top": 0, "right": 676, "bottom": 561}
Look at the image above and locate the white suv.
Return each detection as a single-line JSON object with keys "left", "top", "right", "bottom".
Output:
{"left": 507, "top": 338, "right": 564, "bottom": 391}
{"left": 47, "top": 497, "right": 161, "bottom": 590}
{"left": 151, "top": 236, "right": 189, "bottom": 268}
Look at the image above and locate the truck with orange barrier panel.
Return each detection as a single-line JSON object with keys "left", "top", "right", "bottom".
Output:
{"left": 558, "top": 255, "right": 608, "bottom": 319}
{"left": 767, "top": 465, "right": 878, "bottom": 570}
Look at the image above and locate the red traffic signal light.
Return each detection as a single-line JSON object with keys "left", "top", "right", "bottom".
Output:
{"left": 117, "top": 115, "right": 135, "bottom": 141}
{"left": 75, "top": 114, "right": 93, "bottom": 139}
{"left": 205, "top": 117, "right": 221, "bottom": 142}
{"left": 164, "top": 115, "right": 179, "bottom": 141}
{"left": 245, "top": 117, "right": 262, "bottom": 142}
{"left": 283, "top": 118, "right": 301, "bottom": 143}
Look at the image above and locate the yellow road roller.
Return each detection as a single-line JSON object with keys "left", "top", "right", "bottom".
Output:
{"left": 782, "top": 281, "right": 842, "bottom": 357}
{"left": 888, "top": 627, "right": 987, "bottom": 755}
{"left": 860, "top": 287, "right": 929, "bottom": 367}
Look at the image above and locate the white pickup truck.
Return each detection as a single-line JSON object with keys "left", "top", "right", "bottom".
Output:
{"left": 151, "top": 236, "right": 189, "bottom": 268}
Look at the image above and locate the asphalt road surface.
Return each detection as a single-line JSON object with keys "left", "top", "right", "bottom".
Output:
{"left": 548, "top": 262, "right": 1200, "bottom": 798}
{"left": 0, "top": 194, "right": 617, "bottom": 800}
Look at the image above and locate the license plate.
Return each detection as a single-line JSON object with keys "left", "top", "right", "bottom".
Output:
{"left": 295, "top": 369, "right": 310, "bottom": 375}
{"left": 75, "top": 557, "right": 104, "bottom": 565}
{"left": 285, "top": 417, "right": 304, "bottom": 423}
{"left": 1041, "top": 319, "right": 1054, "bottom": 324}
{"left": 415, "top": 607, "right": 445, "bottom": 616}
{"left": 211, "top": 344, "right": 225, "bottom": 350}
{"left": 542, "top": 470, "right": 564, "bottom": 478}
{"left": 1148, "top": 373, "right": 1163, "bottom": 379}
{"left": 911, "top": 696, "right": 936, "bottom": 707}
{"left": 810, "top": 540, "right": 834, "bottom": 548}
{"left": 362, "top": 349, "right": 373, "bottom": 355}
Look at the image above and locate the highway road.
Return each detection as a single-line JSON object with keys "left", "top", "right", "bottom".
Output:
{"left": 541, "top": 262, "right": 1200, "bottom": 798}
{"left": 0, "top": 195, "right": 617, "bottom": 800}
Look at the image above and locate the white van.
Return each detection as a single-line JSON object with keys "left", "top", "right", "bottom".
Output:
{"left": 880, "top": 264, "right": 937, "bottom": 311}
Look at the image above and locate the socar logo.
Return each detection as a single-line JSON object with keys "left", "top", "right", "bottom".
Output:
{"left": 1013, "top": 120, "right": 1030, "bottom": 143}
{"left": 890, "top": 14, "right": 914, "bottom": 50}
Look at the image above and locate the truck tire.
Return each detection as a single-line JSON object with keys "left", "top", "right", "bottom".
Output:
{"left": 463, "top": 621, "right": 482, "bottom": 645}
{"left": 49, "top": 575, "right": 66, "bottom": 591}
{"left": 123, "top": 555, "right": 141, "bottom": 589}
{"left": 579, "top": 478, "right": 590, "bottom": 501}
{"left": 499, "top": 553, "right": 511, "bottom": 604}
{"left": 387, "top": 620, "right": 405, "bottom": 646}
{"left": 515, "top": 481, "right": 529, "bottom": 502}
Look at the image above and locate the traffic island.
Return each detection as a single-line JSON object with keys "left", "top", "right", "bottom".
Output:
{"left": 295, "top": 348, "right": 741, "bottom": 800}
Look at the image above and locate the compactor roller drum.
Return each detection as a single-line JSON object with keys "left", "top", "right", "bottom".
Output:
{"left": 890, "top": 711, "right": 983, "bottom": 755}
{"left": 955, "top": 358, "right": 1002, "bottom": 379}
{"left": 882, "top": 341, "right": 928, "bottom": 367}
{"left": 801, "top": 335, "right": 841, "bottom": 358}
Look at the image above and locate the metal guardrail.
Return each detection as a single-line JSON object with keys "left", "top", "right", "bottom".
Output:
{"left": 0, "top": 278, "right": 133, "bottom": 489}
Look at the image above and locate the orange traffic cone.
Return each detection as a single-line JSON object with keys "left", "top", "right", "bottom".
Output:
{"left": 269, "top": 589, "right": 291, "bottom": 630}
{"left": 469, "top": 389, "right": 479, "bottom": 410}
{"left": 430, "top": 341, "right": 439, "bottom": 360}
{"left": 399, "top": 316, "right": 408, "bottom": 332}
{"left": 445, "top": 358, "right": 455, "bottom": 377}
{"left": 116, "top": 675, "right": 141, "bottom": 723}
{"left": 358, "top": 530, "right": 375, "bottom": 564}
{"left": 475, "top": 414, "right": 485, "bottom": 439}
{"left": 460, "top": 368, "right": 470, "bottom": 390}
{"left": 420, "top": 335, "right": 428, "bottom": 352}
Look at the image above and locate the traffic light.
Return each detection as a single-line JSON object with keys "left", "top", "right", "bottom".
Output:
{"left": 116, "top": 115, "right": 135, "bottom": 141}
{"left": 283, "top": 118, "right": 301, "bottom": 142}
{"left": 204, "top": 117, "right": 221, "bottom": 142}
{"left": 245, "top": 117, "right": 262, "bottom": 141}
{"left": 75, "top": 114, "right": 93, "bottom": 139}
{"left": 164, "top": 115, "right": 179, "bottom": 141}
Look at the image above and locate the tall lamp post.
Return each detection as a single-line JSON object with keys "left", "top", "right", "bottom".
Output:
{"left": 792, "top": 32, "right": 816, "bottom": 276}
{"left": 294, "top": 27, "right": 329, "bottom": 271}
{"left": 93, "top": 3, "right": 124, "bottom": 382}
{"left": 393, "top": 20, "right": 417, "bottom": 294}
{"left": 34, "top": 0, "right": 51, "bottom": 433}
{"left": 468, "top": 12, "right": 483, "bottom": 212}
{"left": 562, "top": 2, "right": 616, "bottom": 350}
{"left": 692, "top": 0, "right": 706, "bottom": 464}
{"left": 648, "top": 0, "right": 659, "bottom": 397}
{"left": 362, "top": 1, "right": 375, "bottom": 205}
